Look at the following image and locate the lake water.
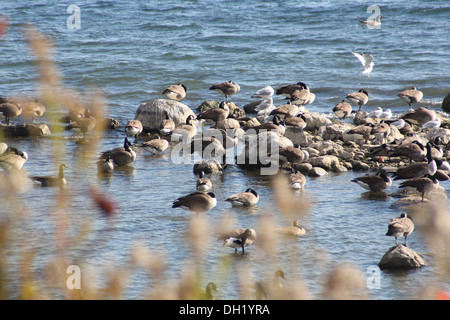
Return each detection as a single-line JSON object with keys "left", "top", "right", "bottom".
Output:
{"left": 1, "top": 0, "right": 449, "bottom": 300}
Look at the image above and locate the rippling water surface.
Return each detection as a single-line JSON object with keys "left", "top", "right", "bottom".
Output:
{"left": 1, "top": 0, "right": 449, "bottom": 299}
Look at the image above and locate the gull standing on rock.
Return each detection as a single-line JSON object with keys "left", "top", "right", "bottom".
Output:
{"left": 351, "top": 52, "right": 374, "bottom": 77}
{"left": 251, "top": 86, "right": 274, "bottom": 100}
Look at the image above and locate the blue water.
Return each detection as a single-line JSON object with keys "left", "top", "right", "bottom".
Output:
{"left": 1, "top": 1, "right": 449, "bottom": 300}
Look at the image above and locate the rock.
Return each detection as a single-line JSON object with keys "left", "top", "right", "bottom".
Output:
{"left": 215, "top": 118, "right": 241, "bottom": 130}
{"left": 307, "top": 155, "right": 340, "bottom": 171}
{"left": 197, "top": 100, "right": 220, "bottom": 112}
{"left": 308, "top": 167, "right": 328, "bottom": 177}
{"left": 321, "top": 122, "right": 355, "bottom": 142}
{"left": 379, "top": 244, "right": 427, "bottom": 270}
{"left": 425, "top": 127, "right": 450, "bottom": 145}
{"left": 134, "top": 99, "right": 196, "bottom": 132}
{"left": 292, "top": 162, "right": 313, "bottom": 174}
{"left": 283, "top": 126, "right": 312, "bottom": 147}
{"left": 442, "top": 92, "right": 450, "bottom": 113}
{"left": 0, "top": 123, "right": 51, "bottom": 137}
{"left": 350, "top": 160, "right": 370, "bottom": 171}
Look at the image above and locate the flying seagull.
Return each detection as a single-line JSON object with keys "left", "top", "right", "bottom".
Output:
{"left": 351, "top": 52, "right": 374, "bottom": 77}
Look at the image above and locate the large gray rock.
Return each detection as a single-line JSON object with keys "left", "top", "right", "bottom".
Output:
{"left": 442, "top": 92, "right": 450, "bottom": 113}
{"left": 284, "top": 126, "right": 312, "bottom": 147}
{"left": 134, "top": 99, "right": 196, "bottom": 132}
{"left": 379, "top": 244, "right": 427, "bottom": 270}
{"left": 307, "top": 155, "right": 340, "bottom": 171}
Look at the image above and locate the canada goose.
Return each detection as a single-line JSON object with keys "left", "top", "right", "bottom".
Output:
{"left": 397, "top": 87, "right": 423, "bottom": 109}
{"left": 197, "top": 101, "right": 230, "bottom": 125}
{"left": 99, "top": 137, "right": 136, "bottom": 167}
{"left": 274, "top": 220, "right": 306, "bottom": 237}
{"left": 125, "top": 120, "right": 143, "bottom": 143}
{"left": 209, "top": 81, "right": 240, "bottom": 103}
{"left": 398, "top": 174, "right": 439, "bottom": 202}
{"left": 368, "top": 144, "right": 392, "bottom": 158}
{"left": 279, "top": 145, "right": 309, "bottom": 164}
{"left": 190, "top": 136, "right": 226, "bottom": 160}
{"left": 0, "top": 146, "right": 28, "bottom": 170}
{"left": 97, "top": 156, "right": 114, "bottom": 175}
{"left": 290, "top": 87, "right": 311, "bottom": 106}
{"left": 66, "top": 108, "right": 97, "bottom": 137}
{"left": 390, "top": 140, "right": 427, "bottom": 164}
{"left": 351, "top": 170, "right": 392, "bottom": 192}
{"left": 333, "top": 100, "right": 352, "bottom": 119}
{"left": 251, "top": 86, "right": 274, "bottom": 100}
{"left": 251, "top": 115, "right": 286, "bottom": 136}
{"left": 270, "top": 102, "right": 299, "bottom": 119}
{"left": 276, "top": 82, "right": 308, "bottom": 99}
{"left": 304, "top": 92, "right": 316, "bottom": 106}
{"left": 289, "top": 170, "right": 307, "bottom": 190}
{"left": 254, "top": 97, "right": 275, "bottom": 117}
{"left": 351, "top": 52, "right": 374, "bottom": 77}
{"left": 172, "top": 191, "right": 217, "bottom": 214}
{"left": 21, "top": 99, "right": 46, "bottom": 123}
{"left": 255, "top": 270, "right": 287, "bottom": 300}
{"left": 218, "top": 228, "right": 257, "bottom": 254}
{"left": 200, "top": 282, "right": 218, "bottom": 300}
{"left": 171, "top": 115, "right": 198, "bottom": 142}
{"left": 386, "top": 213, "right": 414, "bottom": 246}
{"left": 392, "top": 152, "right": 437, "bottom": 181}
{"left": 30, "top": 164, "right": 67, "bottom": 187}
{"left": 284, "top": 113, "right": 307, "bottom": 129}
{"left": 159, "top": 111, "right": 176, "bottom": 135}
{"left": 345, "top": 89, "right": 369, "bottom": 111}
{"left": 346, "top": 123, "right": 374, "bottom": 144}
{"left": 196, "top": 171, "right": 212, "bottom": 192}
{"left": 0, "top": 99, "right": 22, "bottom": 124}
{"left": 162, "top": 83, "right": 187, "bottom": 101}
{"left": 432, "top": 169, "right": 450, "bottom": 181}
{"left": 139, "top": 135, "right": 169, "bottom": 154}
{"left": 371, "top": 121, "right": 391, "bottom": 144}
{"left": 225, "top": 188, "right": 259, "bottom": 206}
{"left": 360, "top": 14, "right": 382, "bottom": 27}
{"left": 400, "top": 107, "right": 435, "bottom": 126}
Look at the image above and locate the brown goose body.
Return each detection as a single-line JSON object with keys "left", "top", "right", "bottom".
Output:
{"left": 100, "top": 137, "right": 136, "bottom": 167}
{"left": 218, "top": 228, "right": 257, "bottom": 254}
{"left": 172, "top": 191, "right": 217, "bottom": 214}
{"left": 0, "top": 146, "right": 28, "bottom": 170}
{"left": 197, "top": 101, "right": 230, "bottom": 124}
{"left": 162, "top": 83, "right": 187, "bottom": 101}
{"left": 196, "top": 171, "right": 212, "bottom": 192}
{"left": 209, "top": 81, "right": 240, "bottom": 102}
{"left": 386, "top": 213, "right": 414, "bottom": 246}
{"left": 21, "top": 99, "right": 46, "bottom": 123}
{"left": 0, "top": 100, "right": 22, "bottom": 124}
{"left": 139, "top": 136, "right": 169, "bottom": 154}
{"left": 400, "top": 107, "right": 435, "bottom": 126}
{"left": 345, "top": 89, "right": 369, "bottom": 111}
{"left": 125, "top": 119, "right": 143, "bottom": 143}
{"left": 289, "top": 170, "right": 306, "bottom": 190}
{"left": 397, "top": 87, "right": 423, "bottom": 108}
{"left": 30, "top": 164, "right": 67, "bottom": 187}
{"left": 225, "top": 188, "right": 259, "bottom": 206}
{"left": 279, "top": 146, "right": 308, "bottom": 164}
{"left": 351, "top": 171, "right": 392, "bottom": 192}
{"left": 333, "top": 100, "right": 352, "bottom": 119}
{"left": 398, "top": 174, "right": 439, "bottom": 201}
{"left": 275, "top": 220, "right": 306, "bottom": 237}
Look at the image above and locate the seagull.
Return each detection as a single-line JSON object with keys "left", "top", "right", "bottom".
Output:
{"left": 351, "top": 52, "right": 374, "bottom": 77}
{"left": 255, "top": 97, "right": 275, "bottom": 116}
{"left": 367, "top": 107, "right": 383, "bottom": 118}
{"left": 251, "top": 86, "right": 274, "bottom": 100}
{"left": 421, "top": 117, "right": 441, "bottom": 129}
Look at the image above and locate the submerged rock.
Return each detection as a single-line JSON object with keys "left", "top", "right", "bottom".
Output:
{"left": 379, "top": 244, "right": 427, "bottom": 270}
{"left": 0, "top": 123, "right": 51, "bottom": 137}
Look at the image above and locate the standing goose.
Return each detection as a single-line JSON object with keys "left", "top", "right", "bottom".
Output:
{"left": 197, "top": 101, "right": 230, "bottom": 125}
{"left": 66, "top": 108, "right": 97, "bottom": 138}
{"left": 171, "top": 115, "right": 198, "bottom": 142}
{"left": 139, "top": 135, "right": 169, "bottom": 154}
{"left": 398, "top": 174, "right": 439, "bottom": 202}
{"left": 251, "top": 115, "right": 286, "bottom": 136}
{"left": 345, "top": 89, "right": 369, "bottom": 112}
{"left": 162, "top": 83, "right": 187, "bottom": 101}
{"left": 30, "top": 164, "right": 67, "bottom": 187}
{"left": 392, "top": 151, "right": 437, "bottom": 181}
{"left": 209, "top": 81, "right": 240, "bottom": 103}
{"left": 21, "top": 99, "right": 46, "bottom": 123}
{"left": 218, "top": 228, "right": 257, "bottom": 255}
{"left": 172, "top": 191, "right": 217, "bottom": 214}
{"left": 0, "top": 146, "right": 28, "bottom": 170}
{"left": 351, "top": 170, "right": 392, "bottom": 192}
{"left": 159, "top": 111, "right": 175, "bottom": 135}
{"left": 289, "top": 85, "right": 311, "bottom": 106}
{"left": 289, "top": 170, "right": 306, "bottom": 190}
{"left": 0, "top": 99, "right": 22, "bottom": 124}
{"left": 333, "top": 100, "right": 352, "bottom": 119}
{"left": 125, "top": 119, "right": 143, "bottom": 143}
{"left": 386, "top": 213, "right": 414, "bottom": 246}
{"left": 196, "top": 171, "right": 212, "bottom": 192}
{"left": 99, "top": 137, "right": 136, "bottom": 167}
{"left": 279, "top": 145, "right": 309, "bottom": 165}
{"left": 400, "top": 107, "right": 435, "bottom": 126}
{"left": 225, "top": 188, "right": 259, "bottom": 206}
{"left": 274, "top": 220, "right": 306, "bottom": 237}
{"left": 370, "top": 121, "right": 391, "bottom": 144}
{"left": 397, "top": 87, "right": 423, "bottom": 109}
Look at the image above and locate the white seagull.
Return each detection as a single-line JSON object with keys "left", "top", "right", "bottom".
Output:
{"left": 351, "top": 52, "right": 374, "bottom": 77}
{"left": 255, "top": 97, "right": 275, "bottom": 116}
{"left": 251, "top": 86, "right": 274, "bottom": 100}
{"left": 421, "top": 117, "right": 441, "bottom": 129}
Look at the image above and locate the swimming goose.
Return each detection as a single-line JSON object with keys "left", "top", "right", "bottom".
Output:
{"left": 0, "top": 146, "right": 28, "bottom": 170}
{"left": 218, "top": 228, "right": 257, "bottom": 255}
{"left": 386, "top": 213, "right": 414, "bottom": 246}
{"left": 289, "top": 170, "right": 307, "bottom": 190}
{"left": 200, "top": 282, "right": 218, "bottom": 300}
{"left": 398, "top": 174, "right": 439, "bottom": 202}
{"left": 284, "top": 113, "right": 307, "bottom": 129}
{"left": 279, "top": 145, "right": 309, "bottom": 164}
{"left": 251, "top": 86, "right": 274, "bottom": 100}
{"left": 172, "top": 191, "right": 217, "bottom": 214}
{"left": 0, "top": 99, "right": 22, "bottom": 124}
{"left": 196, "top": 171, "right": 212, "bottom": 192}
{"left": 389, "top": 140, "right": 427, "bottom": 164}
{"left": 21, "top": 99, "right": 46, "bottom": 123}
{"left": 351, "top": 52, "right": 374, "bottom": 77}
{"left": 276, "top": 82, "right": 308, "bottom": 100}
{"left": 30, "top": 164, "right": 67, "bottom": 187}
{"left": 139, "top": 135, "right": 169, "bottom": 154}
{"left": 190, "top": 136, "right": 226, "bottom": 160}
{"left": 97, "top": 155, "right": 114, "bottom": 175}
{"left": 99, "top": 137, "right": 136, "bottom": 167}
{"left": 225, "top": 188, "right": 259, "bottom": 206}
{"left": 333, "top": 100, "right": 352, "bottom": 119}
{"left": 125, "top": 119, "right": 143, "bottom": 143}
{"left": 197, "top": 101, "right": 230, "bottom": 125}
{"left": 162, "top": 83, "right": 187, "bottom": 101}
{"left": 400, "top": 107, "right": 435, "bottom": 126}
{"left": 274, "top": 220, "right": 306, "bottom": 237}
{"left": 159, "top": 111, "right": 175, "bottom": 135}
{"left": 360, "top": 14, "right": 382, "bottom": 27}
{"left": 351, "top": 170, "right": 392, "bottom": 192}
{"left": 171, "top": 115, "right": 198, "bottom": 142}
{"left": 397, "top": 87, "right": 423, "bottom": 109}
{"left": 209, "top": 81, "right": 240, "bottom": 103}
{"left": 269, "top": 102, "right": 299, "bottom": 119}
{"left": 345, "top": 89, "right": 369, "bottom": 112}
